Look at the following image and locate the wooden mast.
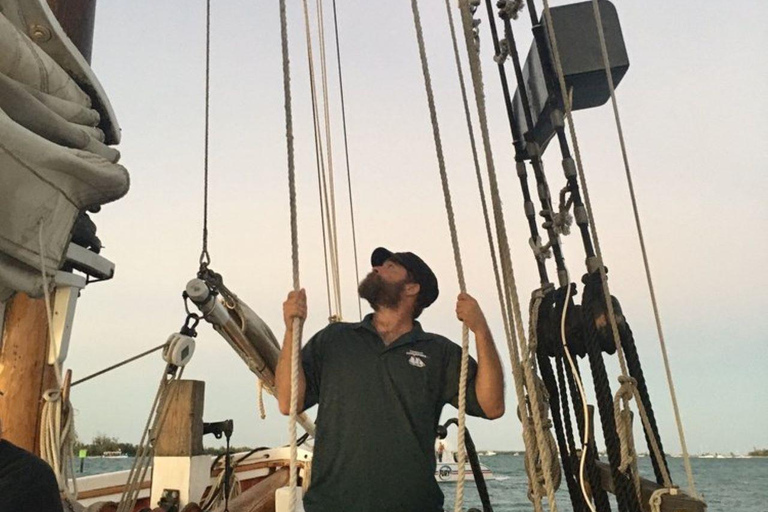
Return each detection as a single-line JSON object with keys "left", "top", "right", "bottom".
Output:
{"left": 0, "top": 0, "right": 97, "bottom": 454}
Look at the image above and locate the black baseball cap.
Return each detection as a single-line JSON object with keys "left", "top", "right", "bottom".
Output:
{"left": 370, "top": 247, "right": 439, "bottom": 310}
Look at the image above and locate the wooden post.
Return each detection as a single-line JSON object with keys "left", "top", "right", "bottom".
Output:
{"left": 0, "top": 293, "right": 58, "bottom": 453}
{"left": 154, "top": 380, "right": 205, "bottom": 457}
{"left": 151, "top": 380, "right": 209, "bottom": 508}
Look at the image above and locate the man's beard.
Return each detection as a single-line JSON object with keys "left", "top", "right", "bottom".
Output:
{"left": 358, "top": 272, "right": 407, "bottom": 311}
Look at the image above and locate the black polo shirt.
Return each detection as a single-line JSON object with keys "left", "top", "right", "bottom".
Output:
{"left": 0, "top": 439, "right": 64, "bottom": 512}
{"left": 301, "top": 314, "right": 487, "bottom": 512}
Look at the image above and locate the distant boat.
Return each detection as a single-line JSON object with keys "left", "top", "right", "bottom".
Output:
{"left": 101, "top": 450, "right": 128, "bottom": 459}
{"left": 435, "top": 462, "right": 496, "bottom": 482}
{"left": 483, "top": 450, "right": 497, "bottom": 456}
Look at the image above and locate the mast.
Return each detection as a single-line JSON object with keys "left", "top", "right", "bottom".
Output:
{"left": 0, "top": 0, "right": 97, "bottom": 454}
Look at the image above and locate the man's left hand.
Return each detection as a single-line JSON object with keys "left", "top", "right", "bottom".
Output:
{"left": 455, "top": 292, "right": 490, "bottom": 335}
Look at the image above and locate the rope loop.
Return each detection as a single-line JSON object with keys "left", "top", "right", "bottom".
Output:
{"left": 529, "top": 236, "right": 553, "bottom": 261}
{"left": 498, "top": 0, "right": 526, "bottom": 21}
{"left": 494, "top": 38, "right": 510, "bottom": 64}
{"left": 649, "top": 487, "right": 679, "bottom": 512}
{"left": 613, "top": 376, "right": 638, "bottom": 472}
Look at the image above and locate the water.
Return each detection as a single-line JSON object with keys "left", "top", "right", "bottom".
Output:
{"left": 79, "top": 454, "right": 768, "bottom": 511}
{"left": 442, "top": 454, "right": 768, "bottom": 511}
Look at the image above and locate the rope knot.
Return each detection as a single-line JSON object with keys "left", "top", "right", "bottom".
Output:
{"left": 498, "top": 0, "right": 526, "bottom": 20}
{"left": 494, "top": 38, "right": 510, "bottom": 64}
{"left": 613, "top": 376, "right": 639, "bottom": 473}
{"left": 529, "top": 236, "right": 552, "bottom": 261}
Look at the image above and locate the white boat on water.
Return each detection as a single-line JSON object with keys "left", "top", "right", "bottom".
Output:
{"left": 101, "top": 450, "right": 128, "bottom": 458}
{"left": 435, "top": 461, "right": 496, "bottom": 483}
{"left": 483, "top": 450, "right": 497, "bottom": 456}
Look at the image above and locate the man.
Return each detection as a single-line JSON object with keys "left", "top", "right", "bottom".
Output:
{"left": 276, "top": 247, "right": 505, "bottom": 512}
{"left": 0, "top": 418, "right": 64, "bottom": 512}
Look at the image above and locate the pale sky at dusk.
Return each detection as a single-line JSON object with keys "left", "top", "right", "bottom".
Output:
{"left": 62, "top": 0, "right": 766, "bottom": 466}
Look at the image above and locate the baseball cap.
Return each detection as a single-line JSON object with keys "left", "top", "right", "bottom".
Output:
{"left": 370, "top": 247, "right": 439, "bottom": 310}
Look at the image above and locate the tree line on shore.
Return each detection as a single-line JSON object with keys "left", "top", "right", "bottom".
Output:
{"left": 74, "top": 434, "right": 253, "bottom": 456}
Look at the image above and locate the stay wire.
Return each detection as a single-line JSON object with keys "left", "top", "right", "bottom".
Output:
{"left": 200, "top": 0, "right": 212, "bottom": 269}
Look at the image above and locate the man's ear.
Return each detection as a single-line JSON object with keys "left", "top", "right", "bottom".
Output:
{"left": 405, "top": 282, "right": 420, "bottom": 298}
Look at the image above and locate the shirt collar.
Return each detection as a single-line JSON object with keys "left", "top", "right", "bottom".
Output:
{"left": 354, "top": 313, "right": 431, "bottom": 344}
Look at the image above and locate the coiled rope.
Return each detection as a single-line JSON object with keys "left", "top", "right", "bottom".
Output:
{"left": 407, "top": 2, "right": 470, "bottom": 508}
{"left": 278, "top": 0, "right": 303, "bottom": 509}
{"left": 589, "top": 0, "right": 697, "bottom": 498}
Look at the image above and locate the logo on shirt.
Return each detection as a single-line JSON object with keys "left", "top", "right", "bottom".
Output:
{"left": 406, "top": 350, "right": 427, "bottom": 368}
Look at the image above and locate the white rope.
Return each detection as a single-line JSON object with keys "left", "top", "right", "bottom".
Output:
{"left": 557, "top": 265, "right": 597, "bottom": 512}
{"left": 650, "top": 487, "right": 679, "bottom": 512}
{"left": 589, "top": 0, "right": 698, "bottom": 498}
{"left": 456, "top": 1, "right": 559, "bottom": 509}
{"left": 301, "top": 0, "right": 343, "bottom": 322}
{"left": 279, "top": 0, "right": 303, "bottom": 509}
{"left": 257, "top": 378, "right": 267, "bottom": 420}
{"left": 116, "top": 364, "right": 178, "bottom": 512}
{"left": 408, "top": 2, "right": 470, "bottom": 509}
{"left": 539, "top": 0, "right": 672, "bottom": 497}
{"left": 315, "top": 0, "right": 344, "bottom": 319}
{"left": 37, "top": 222, "right": 78, "bottom": 499}
{"left": 443, "top": 0, "right": 512, "bottom": 348}
{"left": 330, "top": 0, "right": 363, "bottom": 320}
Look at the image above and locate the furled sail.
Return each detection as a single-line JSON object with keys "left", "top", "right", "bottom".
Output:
{"left": 0, "top": 1, "right": 129, "bottom": 301}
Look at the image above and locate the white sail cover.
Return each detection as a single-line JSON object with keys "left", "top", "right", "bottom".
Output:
{"left": 0, "top": 5, "right": 129, "bottom": 301}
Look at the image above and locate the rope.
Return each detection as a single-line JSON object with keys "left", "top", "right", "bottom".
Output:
{"left": 279, "top": 0, "right": 303, "bottom": 509}
{"left": 330, "top": 0, "right": 363, "bottom": 320}
{"left": 199, "top": 0, "right": 212, "bottom": 268}
{"left": 458, "top": 2, "right": 567, "bottom": 510}
{"left": 408, "top": 3, "right": 470, "bottom": 509}
{"left": 38, "top": 222, "right": 77, "bottom": 498}
{"left": 71, "top": 343, "right": 166, "bottom": 387}
{"left": 117, "top": 364, "right": 180, "bottom": 512}
{"left": 444, "top": 0, "right": 512, "bottom": 347}
{"left": 257, "top": 378, "right": 266, "bottom": 420}
{"left": 539, "top": 0, "right": 675, "bottom": 503}
{"left": 302, "top": 0, "right": 343, "bottom": 322}
{"left": 303, "top": 0, "right": 333, "bottom": 319}
{"left": 315, "top": 0, "right": 343, "bottom": 319}
{"left": 649, "top": 487, "right": 679, "bottom": 512}
{"left": 589, "top": 0, "right": 698, "bottom": 497}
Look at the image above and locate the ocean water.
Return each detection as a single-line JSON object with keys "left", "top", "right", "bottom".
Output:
{"left": 79, "top": 454, "right": 768, "bottom": 511}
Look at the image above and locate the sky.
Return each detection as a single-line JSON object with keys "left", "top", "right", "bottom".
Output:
{"left": 57, "top": 0, "right": 767, "bottom": 465}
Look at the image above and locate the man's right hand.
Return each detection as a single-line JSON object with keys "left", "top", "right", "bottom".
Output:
{"left": 283, "top": 288, "right": 307, "bottom": 330}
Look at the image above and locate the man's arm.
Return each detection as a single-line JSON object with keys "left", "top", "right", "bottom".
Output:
{"left": 276, "top": 289, "right": 307, "bottom": 415}
{"left": 456, "top": 292, "right": 505, "bottom": 419}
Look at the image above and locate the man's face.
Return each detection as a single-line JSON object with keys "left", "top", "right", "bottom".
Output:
{"left": 358, "top": 259, "right": 412, "bottom": 310}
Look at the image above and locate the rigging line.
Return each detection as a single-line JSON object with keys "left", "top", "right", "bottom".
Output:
{"left": 456, "top": 1, "right": 560, "bottom": 509}
{"left": 71, "top": 343, "right": 166, "bottom": 387}
{"left": 538, "top": 0, "right": 672, "bottom": 497}
{"left": 200, "top": 0, "right": 212, "bottom": 268}
{"left": 560, "top": 266, "right": 598, "bottom": 512}
{"left": 408, "top": 2, "right": 470, "bottom": 510}
{"left": 444, "top": 0, "right": 511, "bottom": 346}
{"left": 279, "top": 0, "right": 303, "bottom": 510}
{"left": 331, "top": 0, "right": 363, "bottom": 320}
{"left": 303, "top": 0, "right": 334, "bottom": 318}
{"left": 537, "top": 0, "right": 628, "bottom": 378}
{"left": 589, "top": 0, "right": 698, "bottom": 498}
{"left": 316, "top": 0, "right": 343, "bottom": 319}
